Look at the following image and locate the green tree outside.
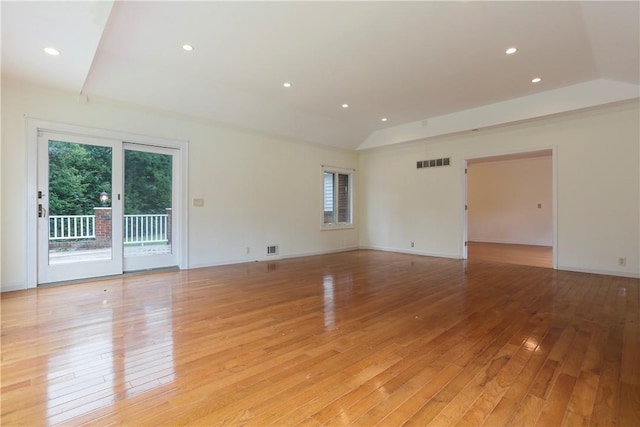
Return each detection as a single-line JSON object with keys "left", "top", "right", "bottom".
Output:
{"left": 48, "top": 141, "right": 172, "bottom": 215}
{"left": 124, "top": 150, "right": 172, "bottom": 214}
{"left": 48, "top": 141, "right": 112, "bottom": 215}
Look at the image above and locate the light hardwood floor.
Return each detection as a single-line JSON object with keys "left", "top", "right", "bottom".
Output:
{"left": 2, "top": 250, "right": 639, "bottom": 426}
{"left": 468, "top": 241, "right": 553, "bottom": 268}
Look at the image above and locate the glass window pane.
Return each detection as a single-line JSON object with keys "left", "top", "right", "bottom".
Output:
{"left": 323, "top": 172, "right": 335, "bottom": 224}
{"left": 48, "top": 140, "right": 113, "bottom": 264}
{"left": 337, "top": 173, "right": 350, "bottom": 223}
{"left": 124, "top": 150, "right": 173, "bottom": 258}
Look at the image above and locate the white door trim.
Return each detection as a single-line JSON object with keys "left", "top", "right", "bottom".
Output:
{"left": 26, "top": 118, "right": 189, "bottom": 288}
{"left": 461, "top": 147, "right": 557, "bottom": 269}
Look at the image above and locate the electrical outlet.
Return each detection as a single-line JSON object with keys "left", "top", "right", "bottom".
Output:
{"left": 193, "top": 198, "right": 204, "bottom": 207}
{"left": 618, "top": 257, "right": 626, "bottom": 267}
{"left": 411, "top": 241, "right": 414, "bottom": 248}
{"left": 246, "top": 247, "right": 250, "bottom": 254}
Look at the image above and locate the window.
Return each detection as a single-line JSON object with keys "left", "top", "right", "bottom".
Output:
{"left": 322, "top": 167, "right": 353, "bottom": 228}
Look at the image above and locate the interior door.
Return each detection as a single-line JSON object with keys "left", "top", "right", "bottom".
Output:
{"left": 123, "top": 143, "right": 178, "bottom": 271}
{"left": 37, "top": 132, "right": 123, "bottom": 284}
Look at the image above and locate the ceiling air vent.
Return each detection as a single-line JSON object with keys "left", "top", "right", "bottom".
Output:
{"left": 267, "top": 245, "right": 279, "bottom": 256}
{"left": 417, "top": 157, "right": 451, "bottom": 169}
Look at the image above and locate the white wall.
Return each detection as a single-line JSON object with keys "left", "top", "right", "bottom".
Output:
{"left": 467, "top": 156, "right": 553, "bottom": 246}
{"left": 1, "top": 81, "right": 358, "bottom": 291}
{"left": 2, "top": 82, "right": 639, "bottom": 290}
{"left": 359, "top": 100, "right": 640, "bottom": 278}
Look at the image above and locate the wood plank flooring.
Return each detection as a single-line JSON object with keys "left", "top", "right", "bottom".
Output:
{"left": 1, "top": 250, "right": 638, "bottom": 426}
{"left": 468, "top": 242, "right": 553, "bottom": 268}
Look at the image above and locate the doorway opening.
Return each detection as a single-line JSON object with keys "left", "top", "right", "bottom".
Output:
{"left": 463, "top": 149, "right": 555, "bottom": 269}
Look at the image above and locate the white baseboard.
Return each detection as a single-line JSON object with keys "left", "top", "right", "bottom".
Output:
{"left": 188, "top": 246, "right": 360, "bottom": 270}
{"left": 280, "top": 246, "right": 359, "bottom": 260}
{"left": 359, "top": 245, "right": 461, "bottom": 260}
{"left": 557, "top": 265, "right": 640, "bottom": 279}
{"left": 188, "top": 257, "right": 257, "bottom": 270}
{"left": 1, "top": 282, "right": 27, "bottom": 293}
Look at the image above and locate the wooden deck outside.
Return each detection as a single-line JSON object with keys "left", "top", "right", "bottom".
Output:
{"left": 49, "top": 243, "right": 172, "bottom": 264}
{"left": 1, "top": 250, "right": 638, "bottom": 426}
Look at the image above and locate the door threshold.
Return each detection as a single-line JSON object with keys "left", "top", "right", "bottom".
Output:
{"left": 123, "top": 266, "right": 179, "bottom": 276}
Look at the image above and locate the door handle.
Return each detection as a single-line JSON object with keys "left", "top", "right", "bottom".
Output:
{"left": 38, "top": 204, "right": 47, "bottom": 218}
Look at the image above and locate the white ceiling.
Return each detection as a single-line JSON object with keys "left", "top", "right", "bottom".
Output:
{"left": 2, "top": 1, "right": 639, "bottom": 150}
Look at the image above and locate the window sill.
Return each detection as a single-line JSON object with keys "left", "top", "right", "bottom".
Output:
{"left": 321, "top": 224, "right": 355, "bottom": 231}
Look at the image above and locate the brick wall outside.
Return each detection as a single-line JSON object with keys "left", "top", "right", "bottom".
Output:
{"left": 94, "top": 207, "right": 112, "bottom": 248}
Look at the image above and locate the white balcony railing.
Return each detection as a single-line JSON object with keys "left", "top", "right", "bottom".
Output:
{"left": 124, "top": 214, "right": 169, "bottom": 244}
{"left": 49, "top": 215, "right": 95, "bottom": 240}
{"left": 49, "top": 214, "right": 169, "bottom": 244}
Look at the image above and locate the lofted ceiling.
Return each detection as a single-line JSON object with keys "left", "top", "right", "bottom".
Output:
{"left": 2, "top": 1, "right": 639, "bottom": 150}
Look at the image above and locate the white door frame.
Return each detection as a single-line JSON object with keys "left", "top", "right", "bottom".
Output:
{"left": 37, "top": 131, "right": 124, "bottom": 283}
{"left": 461, "top": 147, "right": 558, "bottom": 269}
{"left": 26, "top": 118, "right": 189, "bottom": 288}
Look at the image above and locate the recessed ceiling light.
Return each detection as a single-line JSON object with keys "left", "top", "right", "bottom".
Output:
{"left": 531, "top": 77, "right": 542, "bottom": 83}
{"left": 44, "top": 47, "right": 60, "bottom": 56}
{"left": 342, "top": 104, "right": 349, "bottom": 109}
{"left": 505, "top": 47, "right": 518, "bottom": 55}
{"left": 283, "top": 82, "right": 292, "bottom": 88}
{"left": 182, "top": 44, "right": 194, "bottom": 51}
{"left": 381, "top": 117, "right": 388, "bottom": 122}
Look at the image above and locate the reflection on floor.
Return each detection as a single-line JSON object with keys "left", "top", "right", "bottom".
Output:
{"left": 467, "top": 241, "right": 552, "bottom": 268}
{"left": 2, "top": 250, "right": 638, "bottom": 426}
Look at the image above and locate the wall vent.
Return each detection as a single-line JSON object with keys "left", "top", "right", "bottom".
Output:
{"left": 266, "top": 245, "right": 279, "bottom": 256}
{"left": 416, "top": 157, "right": 451, "bottom": 169}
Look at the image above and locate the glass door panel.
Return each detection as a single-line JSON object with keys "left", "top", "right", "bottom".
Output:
{"left": 123, "top": 144, "right": 178, "bottom": 271}
{"left": 38, "top": 132, "right": 123, "bottom": 284}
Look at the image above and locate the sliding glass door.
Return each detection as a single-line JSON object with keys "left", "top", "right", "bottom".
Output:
{"left": 37, "top": 133, "right": 180, "bottom": 284}
{"left": 123, "top": 144, "right": 178, "bottom": 272}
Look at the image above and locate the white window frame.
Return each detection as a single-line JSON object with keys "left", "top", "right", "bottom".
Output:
{"left": 321, "top": 166, "right": 354, "bottom": 230}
